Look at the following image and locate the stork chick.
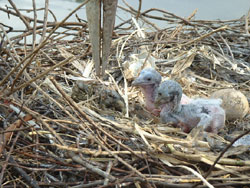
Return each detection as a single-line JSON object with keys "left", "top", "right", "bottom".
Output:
{"left": 132, "top": 68, "right": 162, "bottom": 116}
{"left": 155, "top": 80, "right": 225, "bottom": 133}
{"left": 132, "top": 68, "right": 191, "bottom": 116}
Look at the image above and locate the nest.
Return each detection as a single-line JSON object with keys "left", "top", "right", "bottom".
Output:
{"left": 0, "top": 1, "right": 249, "bottom": 187}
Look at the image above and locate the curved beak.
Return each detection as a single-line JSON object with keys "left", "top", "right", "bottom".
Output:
{"left": 132, "top": 77, "right": 144, "bottom": 86}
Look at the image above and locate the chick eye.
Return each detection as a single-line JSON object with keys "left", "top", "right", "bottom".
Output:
{"left": 158, "top": 92, "right": 162, "bottom": 96}
{"left": 147, "top": 77, "right": 151, "bottom": 81}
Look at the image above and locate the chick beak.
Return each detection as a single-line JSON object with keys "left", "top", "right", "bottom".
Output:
{"left": 132, "top": 77, "right": 143, "bottom": 86}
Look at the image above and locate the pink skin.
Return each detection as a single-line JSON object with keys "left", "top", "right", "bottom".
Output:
{"left": 180, "top": 94, "right": 192, "bottom": 105}
{"left": 180, "top": 97, "right": 225, "bottom": 133}
{"left": 132, "top": 68, "right": 162, "bottom": 116}
{"left": 139, "top": 85, "right": 162, "bottom": 116}
{"left": 177, "top": 105, "right": 225, "bottom": 133}
{"left": 164, "top": 100, "right": 225, "bottom": 134}
{"left": 195, "top": 103, "right": 225, "bottom": 133}
{"left": 160, "top": 86, "right": 224, "bottom": 133}
{"left": 138, "top": 86, "right": 191, "bottom": 116}
{"left": 133, "top": 68, "right": 191, "bottom": 116}
{"left": 133, "top": 68, "right": 225, "bottom": 133}
{"left": 136, "top": 82, "right": 225, "bottom": 132}
{"left": 156, "top": 80, "right": 225, "bottom": 133}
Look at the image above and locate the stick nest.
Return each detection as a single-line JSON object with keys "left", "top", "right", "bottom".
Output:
{"left": 0, "top": 3, "right": 249, "bottom": 187}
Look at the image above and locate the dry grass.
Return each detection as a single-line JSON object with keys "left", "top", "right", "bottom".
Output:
{"left": 0, "top": 1, "right": 249, "bottom": 187}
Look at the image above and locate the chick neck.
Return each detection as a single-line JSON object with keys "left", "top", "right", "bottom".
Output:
{"left": 140, "top": 83, "right": 159, "bottom": 110}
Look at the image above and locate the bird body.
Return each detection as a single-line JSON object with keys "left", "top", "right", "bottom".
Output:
{"left": 133, "top": 68, "right": 225, "bottom": 133}
{"left": 132, "top": 68, "right": 162, "bottom": 115}
{"left": 132, "top": 68, "right": 192, "bottom": 116}
{"left": 155, "top": 80, "right": 225, "bottom": 133}
{"left": 71, "top": 81, "right": 125, "bottom": 113}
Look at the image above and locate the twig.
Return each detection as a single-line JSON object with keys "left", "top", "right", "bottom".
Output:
{"left": 8, "top": 155, "right": 40, "bottom": 188}
{"left": 8, "top": 0, "right": 31, "bottom": 30}
{"left": 0, "top": 132, "right": 21, "bottom": 185}
{"left": 0, "top": 0, "right": 91, "bottom": 88}
{"left": 50, "top": 77, "right": 147, "bottom": 180}
{"left": 32, "top": 0, "right": 37, "bottom": 49}
{"left": 40, "top": 0, "right": 49, "bottom": 42}
{"left": 192, "top": 129, "right": 250, "bottom": 188}
{"left": 7, "top": 55, "right": 74, "bottom": 95}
